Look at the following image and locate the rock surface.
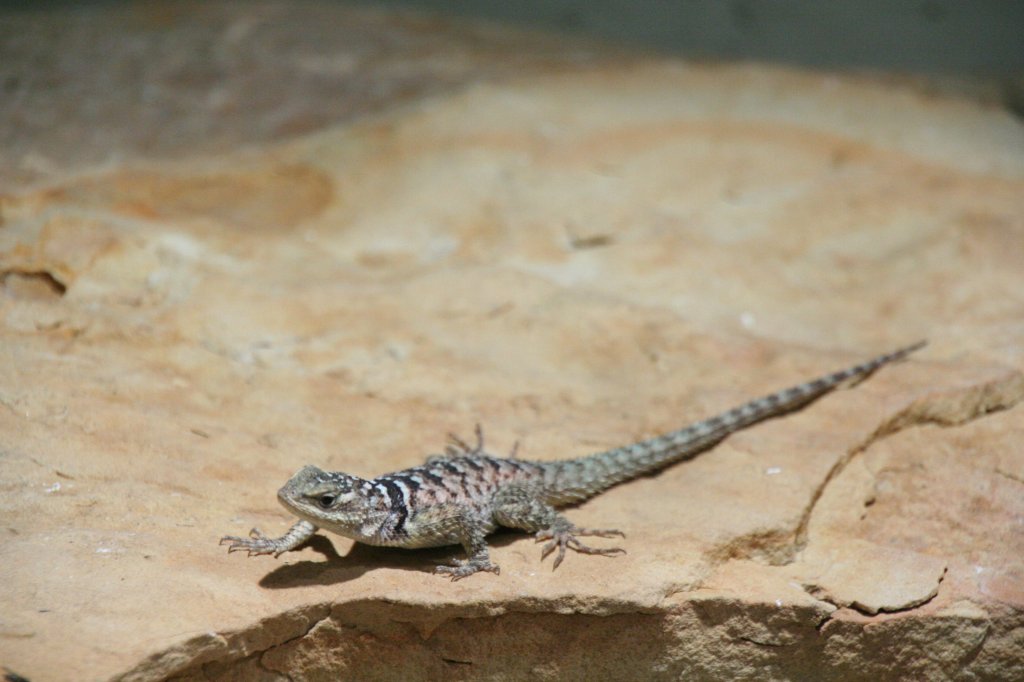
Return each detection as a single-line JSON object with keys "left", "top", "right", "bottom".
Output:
{"left": 2, "top": 4, "right": 1023, "bottom": 681}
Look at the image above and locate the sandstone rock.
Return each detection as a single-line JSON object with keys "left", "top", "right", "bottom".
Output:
{"left": 1, "top": 4, "right": 1023, "bottom": 681}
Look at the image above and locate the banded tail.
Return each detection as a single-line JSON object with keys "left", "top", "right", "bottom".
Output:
{"left": 543, "top": 341, "right": 926, "bottom": 505}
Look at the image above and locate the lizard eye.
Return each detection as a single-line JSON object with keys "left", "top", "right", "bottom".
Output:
{"left": 316, "top": 494, "right": 336, "bottom": 509}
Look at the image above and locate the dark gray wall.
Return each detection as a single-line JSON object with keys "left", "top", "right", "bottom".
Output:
{"left": 358, "top": 0, "right": 1024, "bottom": 75}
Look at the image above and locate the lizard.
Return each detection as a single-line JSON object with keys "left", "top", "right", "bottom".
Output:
{"left": 221, "top": 341, "right": 924, "bottom": 580}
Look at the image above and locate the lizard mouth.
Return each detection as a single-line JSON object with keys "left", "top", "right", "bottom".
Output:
{"left": 276, "top": 487, "right": 293, "bottom": 506}
{"left": 276, "top": 488, "right": 310, "bottom": 518}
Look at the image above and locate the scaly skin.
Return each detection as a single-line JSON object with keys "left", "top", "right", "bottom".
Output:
{"left": 221, "top": 341, "right": 925, "bottom": 579}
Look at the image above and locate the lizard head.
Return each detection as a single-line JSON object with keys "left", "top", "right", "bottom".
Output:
{"left": 276, "top": 465, "right": 380, "bottom": 536}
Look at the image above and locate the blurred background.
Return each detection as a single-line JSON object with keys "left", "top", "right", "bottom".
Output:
{"left": 2, "top": 0, "right": 1022, "bottom": 187}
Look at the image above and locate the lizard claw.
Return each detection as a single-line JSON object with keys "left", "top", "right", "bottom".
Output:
{"left": 535, "top": 524, "right": 626, "bottom": 570}
{"left": 220, "top": 520, "right": 316, "bottom": 559}
{"left": 219, "top": 527, "right": 282, "bottom": 557}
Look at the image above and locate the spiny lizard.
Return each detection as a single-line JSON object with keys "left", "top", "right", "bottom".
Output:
{"left": 221, "top": 341, "right": 924, "bottom": 580}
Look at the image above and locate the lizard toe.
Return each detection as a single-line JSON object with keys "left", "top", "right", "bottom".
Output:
{"left": 536, "top": 524, "right": 626, "bottom": 569}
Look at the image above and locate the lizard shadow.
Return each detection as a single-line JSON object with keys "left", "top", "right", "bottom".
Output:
{"left": 257, "top": 529, "right": 527, "bottom": 589}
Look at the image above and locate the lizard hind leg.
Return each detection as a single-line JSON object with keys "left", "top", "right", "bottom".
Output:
{"left": 492, "top": 486, "right": 626, "bottom": 570}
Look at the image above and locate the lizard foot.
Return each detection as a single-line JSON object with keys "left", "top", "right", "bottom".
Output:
{"left": 535, "top": 523, "right": 626, "bottom": 570}
{"left": 443, "top": 423, "right": 519, "bottom": 459}
{"left": 220, "top": 527, "right": 287, "bottom": 557}
{"left": 434, "top": 557, "right": 501, "bottom": 581}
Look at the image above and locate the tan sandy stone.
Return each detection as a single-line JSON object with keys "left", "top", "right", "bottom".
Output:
{"left": 797, "top": 539, "right": 948, "bottom": 615}
{"left": 1, "top": 5, "right": 1023, "bottom": 681}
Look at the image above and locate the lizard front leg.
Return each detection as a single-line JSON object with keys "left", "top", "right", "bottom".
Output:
{"left": 493, "top": 486, "right": 625, "bottom": 570}
{"left": 220, "top": 519, "right": 318, "bottom": 557}
{"left": 415, "top": 504, "right": 501, "bottom": 580}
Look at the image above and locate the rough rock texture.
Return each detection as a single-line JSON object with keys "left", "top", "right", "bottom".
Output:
{"left": 2, "top": 4, "right": 1024, "bottom": 681}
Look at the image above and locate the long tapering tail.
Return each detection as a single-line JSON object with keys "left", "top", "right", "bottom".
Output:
{"left": 542, "top": 341, "right": 925, "bottom": 506}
